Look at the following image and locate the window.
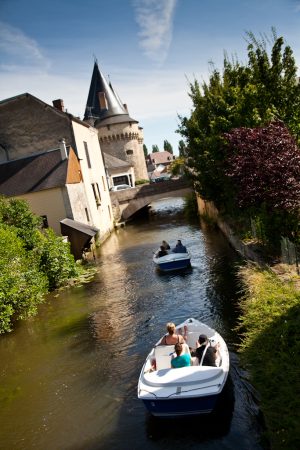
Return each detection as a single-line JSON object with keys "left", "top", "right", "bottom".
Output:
{"left": 126, "top": 149, "right": 133, "bottom": 155}
{"left": 85, "top": 208, "right": 90, "bottom": 222}
{"left": 41, "top": 215, "right": 48, "bottom": 228}
{"left": 92, "top": 183, "right": 101, "bottom": 206}
{"left": 84, "top": 141, "right": 91, "bottom": 168}
{"left": 96, "top": 183, "right": 101, "bottom": 202}
{"left": 112, "top": 175, "right": 128, "bottom": 185}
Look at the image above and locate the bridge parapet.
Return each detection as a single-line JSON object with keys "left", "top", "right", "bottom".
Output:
{"left": 110, "top": 178, "right": 192, "bottom": 221}
{"left": 110, "top": 178, "right": 190, "bottom": 201}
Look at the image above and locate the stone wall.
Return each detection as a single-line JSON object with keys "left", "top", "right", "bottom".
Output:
{"left": 98, "top": 121, "right": 148, "bottom": 181}
{"left": 197, "top": 196, "right": 263, "bottom": 264}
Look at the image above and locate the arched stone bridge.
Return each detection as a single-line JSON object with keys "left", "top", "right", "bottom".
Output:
{"left": 110, "top": 178, "right": 192, "bottom": 221}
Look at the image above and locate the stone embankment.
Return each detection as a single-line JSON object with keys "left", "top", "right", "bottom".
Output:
{"left": 197, "top": 196, "right": 300, "bottom": 284}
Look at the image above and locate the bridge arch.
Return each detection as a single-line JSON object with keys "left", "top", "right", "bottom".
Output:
{"left": 110, "top": 179, "right": 192, "bottom": 221}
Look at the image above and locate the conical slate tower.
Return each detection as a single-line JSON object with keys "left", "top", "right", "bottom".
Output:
{"left": 84, "top": 61, "right": 148, "bottom": 181}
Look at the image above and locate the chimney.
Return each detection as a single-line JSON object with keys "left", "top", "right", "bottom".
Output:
{"left": 53, "top": 99, "right": 65, "bottom": 112}
{"left": 59, "top": 139, "right": 68, "bottom": 160}
{"left": 98, "top": 92, "right": 108, "bottom": 110}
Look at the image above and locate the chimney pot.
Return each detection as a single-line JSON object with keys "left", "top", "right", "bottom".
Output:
{"left": 53, "top": 99, "right": 65, "bottom": 112}
{"left": 59, "top": 139, "right": 68, "bottom": 160}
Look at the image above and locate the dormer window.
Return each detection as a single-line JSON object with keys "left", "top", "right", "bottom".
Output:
{"left": 98, "top": 92, "right": 108, "bottom": 110}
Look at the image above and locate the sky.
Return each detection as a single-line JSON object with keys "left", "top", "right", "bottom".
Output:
{"left": 1, "top": 0, "right": 300, "bottom": 155}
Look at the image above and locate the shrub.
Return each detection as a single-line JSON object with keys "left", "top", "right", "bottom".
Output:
{"left": 135, "top": 179, "right": 149, "bottom": 185}
{"left": 37, "top": 228, "right": 79, "bottom": 290}
{"left": 0, "top": 226, "right": 48, "bottom": 333}
{"left": 0, "top": 196, "right": 42, "bottom": 250}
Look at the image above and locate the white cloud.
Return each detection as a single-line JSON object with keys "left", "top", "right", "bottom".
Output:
{"left": 0, "top": 21, "right": 50, "bottom": 69}
{"left": 132, "top": 0, "right": 177, "bottom": 64}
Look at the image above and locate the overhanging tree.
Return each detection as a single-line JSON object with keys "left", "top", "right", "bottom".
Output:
{"left": 178, "top": 30, "right": 300, "bottom": 213}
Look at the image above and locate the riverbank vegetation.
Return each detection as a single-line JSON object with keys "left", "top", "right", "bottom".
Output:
{"left": 238, "top": 265, "right": 300, "bottom": 450}
{"left": 0, "top": 196, "right": 85, "bottom": 334}
{"left": 178, "top": 29, "right": 300, "bottom": 253}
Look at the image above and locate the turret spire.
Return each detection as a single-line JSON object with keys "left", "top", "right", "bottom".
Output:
{"left": 84, "top": 61, "right": 135, "bottom": 125}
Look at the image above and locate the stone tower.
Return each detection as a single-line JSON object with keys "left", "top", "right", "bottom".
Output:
{"left": 84, "top": 62, "right": 148, "bottom": 181}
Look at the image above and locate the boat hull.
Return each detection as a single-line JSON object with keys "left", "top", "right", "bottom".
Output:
{"left": 153, "top": 252, "right": 191, "bottom": 272}
{"left": 142, "top": 394, "right": 218, "bottom": 417}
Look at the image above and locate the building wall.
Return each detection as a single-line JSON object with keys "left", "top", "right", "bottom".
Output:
{"left": 98, "top": 122, "right": 148, "bottom": 181}
{"left": 108, "top": 166, "right": 135, "bottom": 188}
{"left": 0, "top": 94, "right": 114, "bottom": 241}
{"left": 72, "top": 121, "right": 114, "bottom": 236}
{"left": 17, "top": 188, "right": 67, "bottom": 234}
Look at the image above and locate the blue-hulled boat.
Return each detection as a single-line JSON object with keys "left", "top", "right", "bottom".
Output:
{"left": 138, "top": 318, "right": 229, "bottom": 417}
{"left": 153, "top": 252, "right": 191, "bottom": 271}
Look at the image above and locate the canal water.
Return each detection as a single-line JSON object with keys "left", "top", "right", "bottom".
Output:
{"left": 0, "top": 196, "right": 264, "bottom": 450}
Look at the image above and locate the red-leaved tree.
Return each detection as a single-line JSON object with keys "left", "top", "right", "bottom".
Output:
{"left": 224, "top": 121, "right": 300, "bottom": 213}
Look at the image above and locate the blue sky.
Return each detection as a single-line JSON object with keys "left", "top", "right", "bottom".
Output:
{"left": 1, "top": 0, "right": 300, "bottom": 154}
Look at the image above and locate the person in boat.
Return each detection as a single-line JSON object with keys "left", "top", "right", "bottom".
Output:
{"left": 159, "top": 322, "right": 187, "bottom": 345}
{"left": 156, "top": 245, "right": 168, "bottom": 258}
{"left": 172, "top": 240, "right": 187, "bottom": 253}
{"left": 171, "top": 342, "right": 191, "bottom": 368}
{"left": 191, "top": 334, "right": 218, "bottom": 366}
{"left": 161, "top": 240, "right": 170, "bottom": 250}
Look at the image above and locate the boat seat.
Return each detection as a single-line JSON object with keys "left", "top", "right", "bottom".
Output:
{"left": 185, "top": 331, "right": 200, "bottom": 349}
{"left": 154, "top": 345, "right": 175, "bottom": 370}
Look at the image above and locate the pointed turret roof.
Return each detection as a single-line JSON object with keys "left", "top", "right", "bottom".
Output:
{"left": 84, "top": 61, "right": 137, "bottom": 126}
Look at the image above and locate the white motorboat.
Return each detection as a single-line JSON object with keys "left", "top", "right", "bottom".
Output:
{"left": 138, "top": 318, "right": 229, "bottom": 417}
{"left": 153, "top": 251, "right": 191, "bottom": 271}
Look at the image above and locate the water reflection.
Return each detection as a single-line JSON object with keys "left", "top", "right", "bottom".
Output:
{"left": 0, "top": 196, "right": 264, "bottom": 450}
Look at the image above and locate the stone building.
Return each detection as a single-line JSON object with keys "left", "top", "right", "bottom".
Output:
{"left": 0, "top": 93, "right": 114, "bottom": 258}
{"left": 84, "top": 61, "right": 148, "bottom": 182}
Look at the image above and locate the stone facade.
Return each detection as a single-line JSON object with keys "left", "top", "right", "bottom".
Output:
{"left": 0, "top": 93, "right": 114, "bottom": 245}
{"left": 98, "top": 122, "right": 147, "bottom": 181}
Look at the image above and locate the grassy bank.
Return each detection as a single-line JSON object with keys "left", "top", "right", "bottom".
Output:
{"left": 238, "top": 265, "right": 300, "bottom": 450}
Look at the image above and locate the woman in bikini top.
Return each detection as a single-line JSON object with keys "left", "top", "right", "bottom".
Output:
{"left": 159, "top": 322, "right": 186, "bottom": 345}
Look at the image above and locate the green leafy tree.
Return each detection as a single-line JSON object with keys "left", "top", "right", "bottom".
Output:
{"left": 178, "top": 30, "right": 300, "bottom": 213}
{"left": 163, "top": 140, "right": 173, "bottom": 154}
{"left": 169, "top": 157, "right": 185, "bottom": 176}
{"left": 143, "top": 144, "right": 148, "bottom": 157}
{"left": 178, "top": 140, "right": 187, "bottom": 157}
{"left": 152, "top": 144, "right": 159, "bottom": 153}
